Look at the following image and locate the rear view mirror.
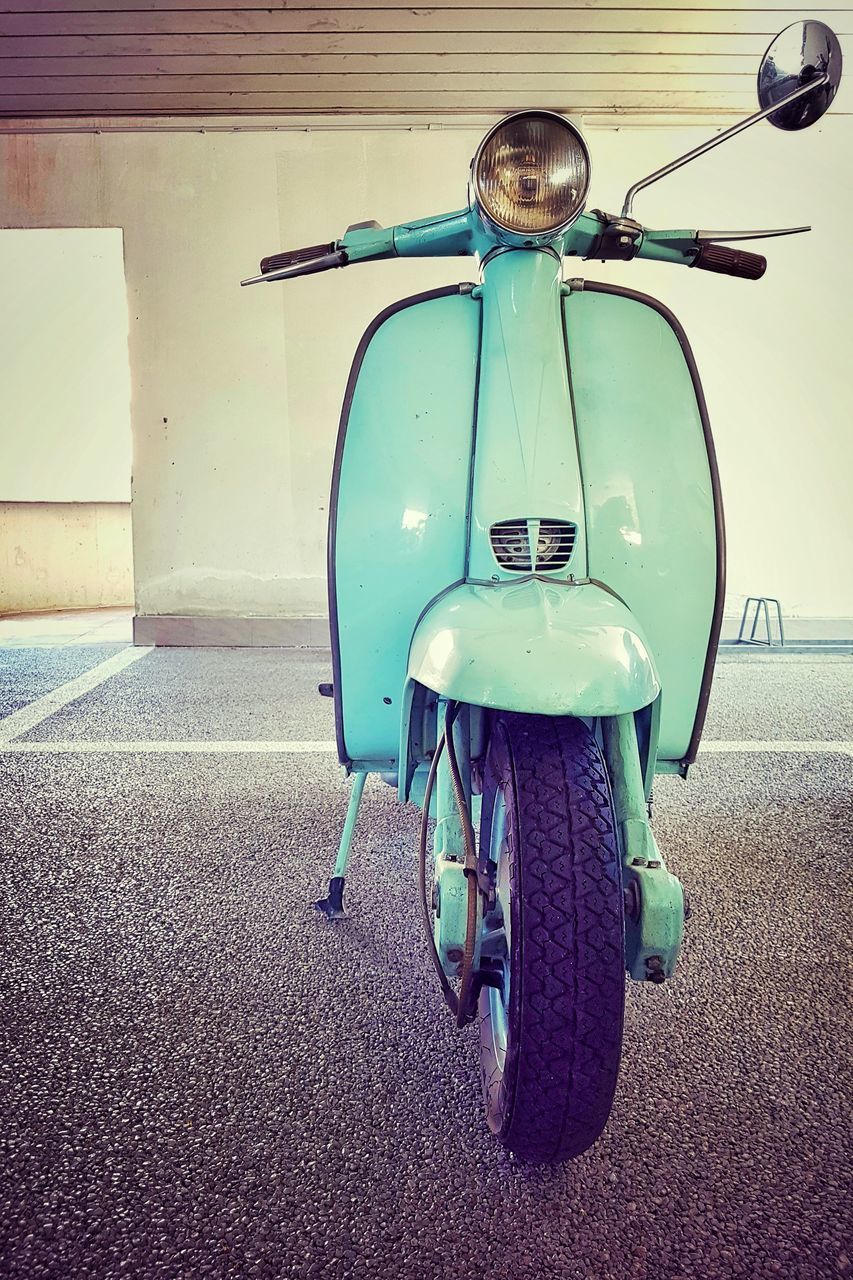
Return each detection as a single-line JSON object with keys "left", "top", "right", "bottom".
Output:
{"left": 758, "top": 20, "right": 843, "bottom": 130}
{"left": 621, "top": 20, "right": 843, "bottom": 215}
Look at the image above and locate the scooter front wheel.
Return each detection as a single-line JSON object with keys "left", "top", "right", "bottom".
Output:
{"left": 478, "top": 713, "right": 625, "bottom": 1162}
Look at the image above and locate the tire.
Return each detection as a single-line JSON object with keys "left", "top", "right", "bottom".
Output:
{"left": 478, "top": 713, "right": 625, "bottom": 1163}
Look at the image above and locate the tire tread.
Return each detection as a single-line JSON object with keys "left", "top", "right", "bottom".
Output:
{"left": 480, "top": 714, "right": 624, "bottom": 1163}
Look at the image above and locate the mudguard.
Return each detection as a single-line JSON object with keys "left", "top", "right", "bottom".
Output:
{"left": 408, "top": 579, "right": 659, "bottom": 717}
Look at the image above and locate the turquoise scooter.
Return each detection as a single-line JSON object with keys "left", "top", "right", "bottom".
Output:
{"left": 243, "top": 22, "right": 842, "bottom": 1162}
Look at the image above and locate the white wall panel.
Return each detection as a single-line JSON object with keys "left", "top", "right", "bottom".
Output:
{"left": 0, "top": 227, "right": 132, "bottom": 503}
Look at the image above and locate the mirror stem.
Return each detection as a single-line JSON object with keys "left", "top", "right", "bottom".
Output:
{"left": 621, "top": 71, "right": 829, "bottom": 217}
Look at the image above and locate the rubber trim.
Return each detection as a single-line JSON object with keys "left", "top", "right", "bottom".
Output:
{"left": 575, "top": 281, "right": 726, "bottom": 767}
{"left": 327, "top": 284, "right": 475, "bottom": 767}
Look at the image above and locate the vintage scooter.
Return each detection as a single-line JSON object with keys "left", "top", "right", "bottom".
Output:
{"left": 243, "top": 22, "right": 842, "bottom": 1162}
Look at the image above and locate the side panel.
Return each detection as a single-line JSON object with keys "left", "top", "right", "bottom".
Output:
{"left": 563, "top": 285, "right": 724, "bottom": 764}
{"left": 330, "top": 287, "right": 480, "bottom": 767}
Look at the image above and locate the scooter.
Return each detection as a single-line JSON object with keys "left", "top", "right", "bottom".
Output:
{"left": 243, "top": 21, "right": 842, "bottom": 1163}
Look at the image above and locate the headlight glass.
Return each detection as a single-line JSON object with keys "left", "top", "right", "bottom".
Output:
{"left": 473, "top": 112, "right": 590, "bottom": 238}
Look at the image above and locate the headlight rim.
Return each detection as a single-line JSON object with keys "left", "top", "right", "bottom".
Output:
{"left": 471, "top": 109, "right": 592, "bottom": 246}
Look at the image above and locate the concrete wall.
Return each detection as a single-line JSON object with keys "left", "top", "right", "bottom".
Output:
{"left": 0, "top": 502, "right": 132, "bottom": 613}
{"left": 1, "top": 116, "right": 850, "bottom": 625}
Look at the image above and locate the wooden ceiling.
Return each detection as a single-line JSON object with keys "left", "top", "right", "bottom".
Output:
{"left": 0, "top": 1, "right": 849, "bottom": 119}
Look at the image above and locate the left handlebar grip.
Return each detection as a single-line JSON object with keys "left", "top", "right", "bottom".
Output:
{"left": 260, "top": 242, "right": 336, "bottom": 274}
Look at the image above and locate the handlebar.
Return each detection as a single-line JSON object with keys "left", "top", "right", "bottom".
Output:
{"left": 691, "top": 243, "right": 767, "bottom": 280}
{"left": 260, "top": 242, "right": 337, "bottom": 274}
{"left": 243, "top": 208, "right": 783, "bottom": 288}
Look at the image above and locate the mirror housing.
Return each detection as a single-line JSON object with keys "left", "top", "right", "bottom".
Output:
{"left": 758, "top": 20, "right": 843, "bottom": 130}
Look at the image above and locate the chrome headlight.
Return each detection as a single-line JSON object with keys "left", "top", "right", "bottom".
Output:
{"left": 472, "top": 111, "right": 591, "bottom": 244}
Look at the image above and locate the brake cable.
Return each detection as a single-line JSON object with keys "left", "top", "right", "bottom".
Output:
{"left": 417, "top": 701, "right": 480, "bottom": 1029}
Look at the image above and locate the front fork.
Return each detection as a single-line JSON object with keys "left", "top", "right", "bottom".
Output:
{"left": 431, "top": 702, "right": 483, "bottom": 978}
{"left": 431, "top": 707, "right": 686, "bottom": 985}
{"left": 318, "top": 707, "right": 685, "bottom": 985}
{"left": 602, "top": 712, "right": 686, "bottom": 982}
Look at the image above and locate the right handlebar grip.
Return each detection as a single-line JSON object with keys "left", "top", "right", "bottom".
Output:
{"left": 260, "top": 242, "right": 336, "bottom": 274}
{"left": 692, "top": 243, "right": 766, "bottom": 280}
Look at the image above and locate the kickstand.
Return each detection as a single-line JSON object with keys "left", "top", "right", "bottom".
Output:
{"left": 314, "top": 771, "right": 366, "bottom": 919}
{"left": 314, "top": 875, "right": 346, "bottom": 920}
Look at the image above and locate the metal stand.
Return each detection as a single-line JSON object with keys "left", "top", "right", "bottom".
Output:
{"left": 314, "top": 771, "right": 367, "bottom": 919}
{"left": 736, "top": 596, "right": 785, "bottom": 647}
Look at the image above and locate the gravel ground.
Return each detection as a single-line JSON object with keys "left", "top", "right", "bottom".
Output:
{"left": 13, "top": 648, "right": 335, "bottom": 743}
{"left": 11, "top": 646, "right": 853, "bottom": 746}
{"left": 0, "top": 646, "right": 126, "bottom": 720}
{"left": 0, "top": 648, "right": 851, "bottom": 1280}
{"left": 707, "top": 651, "right": 853, "bottom": 741}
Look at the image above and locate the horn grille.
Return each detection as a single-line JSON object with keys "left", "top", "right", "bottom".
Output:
{"left": 489, "top": 518, "right": 577, "bottom": 572}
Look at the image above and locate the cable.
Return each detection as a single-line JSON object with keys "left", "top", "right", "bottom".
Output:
{"left": 418, "top": 727, "right": 457, "bottom": 1016}
{"left": 444, "top": 704, "right": 480, "bottom": 1027}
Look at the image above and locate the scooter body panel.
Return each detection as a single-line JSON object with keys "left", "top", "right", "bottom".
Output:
{"left": 329, "top": 286, "right": 480, "bottom": 768}
{"left": 331, "top": 268, "right": 721, "bottom": 775}
{"left": 466, "top": 250, "right": 589, "bottom": 581}
{"left": 564, "top": 284, "right": 722, "bottom": 764}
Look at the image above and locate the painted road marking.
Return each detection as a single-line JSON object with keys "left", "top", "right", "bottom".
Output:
{"left": 0, "top": 646, "right": 152, "bottom": 743}
{"left": 0, "top": 739, "right": 338, "bottom": 754}
{"left": 0, "top": 739, "right": 850, "bottom": 756}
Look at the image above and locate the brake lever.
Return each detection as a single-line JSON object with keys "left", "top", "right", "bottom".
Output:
{"left": 240, "top": 250, "right": 348, "bottom": 287}
{"left": 695, "top": 226, "right": 811, "bottom": 243}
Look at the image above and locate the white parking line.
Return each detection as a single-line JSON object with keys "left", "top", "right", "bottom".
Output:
{"left": 0, "top": 739, "right": 338, "bottom": 754}
{"left": 701, "top": 740, "right": 853, "bottom": 756}
{"left": 0, "top": 738, "right": 850, "bottom": 757}
{"left": 0, "top": 646, "right": 152, "bottom": 743}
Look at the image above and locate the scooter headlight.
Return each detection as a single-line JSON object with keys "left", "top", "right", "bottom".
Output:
{"left": 472, "top": 111, "right": 591, "bottom": 243}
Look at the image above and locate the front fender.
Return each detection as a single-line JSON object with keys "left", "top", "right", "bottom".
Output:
{"left": 408, "top": 579, "right": 659, "bottom": 717}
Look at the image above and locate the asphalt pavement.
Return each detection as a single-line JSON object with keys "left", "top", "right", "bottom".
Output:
{"left": 0, "top": 645, "right": 850, "bottom": 1280}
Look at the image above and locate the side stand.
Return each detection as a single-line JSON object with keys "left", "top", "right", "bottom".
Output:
{"left": 314, "top": 771, "right": 367, "bottom": 919}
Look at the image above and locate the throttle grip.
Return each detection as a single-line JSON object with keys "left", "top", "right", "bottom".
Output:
{"left": 260, "top": 242, "right": 336, "bottom": 274}
{"left": 692, "top": 243, "right": 766, "bottom": 280}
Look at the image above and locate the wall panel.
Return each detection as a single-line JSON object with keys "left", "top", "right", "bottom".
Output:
{"left": 0, "top": 1, "right": 849, "bottom": 117}
{"left": 0, "top": 502, "right": 133, "bottom": 612}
